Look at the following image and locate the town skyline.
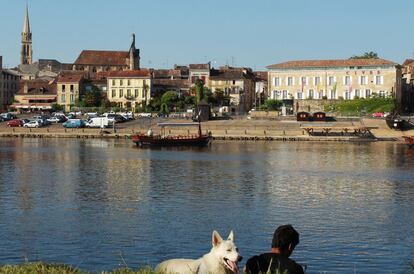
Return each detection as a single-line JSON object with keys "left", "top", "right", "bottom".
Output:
{"left": 1, "top": 0, "right": 414, "bottom": 69}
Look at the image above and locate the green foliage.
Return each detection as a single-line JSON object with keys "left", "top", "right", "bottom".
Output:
{"left": 265, "top": 99, "right": 283, "bottom": 111}
{"left": 350, "top": 51, "right": 379, "bottom": 59}
{"left": 51, "top": 103, "right": 64, "bottom": 112}
{"left": 0, "top": 263, "right": 157, "bottom": 274}
{"left": 160, "top": 103, "right": 169, "bottom": 114}
{"left": 195, "top": 79, "right": 205, "bottom": 103}
{"left": 324, "top": 97, "right": 395, "bottom": 116}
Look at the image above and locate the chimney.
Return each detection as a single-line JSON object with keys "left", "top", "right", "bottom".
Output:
{"left": 23, "top": 82, "right": 28, "bottom": 93}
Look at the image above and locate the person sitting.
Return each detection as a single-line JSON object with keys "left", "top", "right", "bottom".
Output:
{"left": 244, "top": 224, "right": 305, "bottom": 274}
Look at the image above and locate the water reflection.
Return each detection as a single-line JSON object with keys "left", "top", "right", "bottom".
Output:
{"left": 0, "top": 139, "right": 413, "bottom": 273}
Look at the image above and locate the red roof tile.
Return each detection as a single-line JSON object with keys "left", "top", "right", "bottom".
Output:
{"left": 189, "top": 63, "right": 210, "bottom": 70}
{"left": 106, "top": 69, "right": 151, "bottom": 78}
{"left": 17, "top": 79, "right": 56, "bottom": 95}
{"left": 57, "top": 72, "right": 84, "bottom": 83}
{"left": 267, "top": 59, "right": 398, "bottom": 69}
{"left": 74, "top": 50, "right": 129, "bottom": 66}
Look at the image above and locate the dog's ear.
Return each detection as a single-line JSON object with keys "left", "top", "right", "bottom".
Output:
{"left": 227, "top": 230, "right": 234, "bottom": 241}
{"left": 212, "top": 230, "right": 223, "bottom": 247}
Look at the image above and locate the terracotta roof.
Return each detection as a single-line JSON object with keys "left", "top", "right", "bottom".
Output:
{"left": 189, "top": 63, "right": 210, "bottom": 70}
{"left": 402, "top": 59, "right": 414, "bottom": 66}
{"left": 57, "top": 72, "right": 84, "bottom": 83}
{"left": 17, "top": 79, "right": 56, "bottom": 95}
{"left": 74, "top": 50, "right": 129, "bottom": 66}
{"left": 106, "top": 69, "right": 151, "bottom": 78}
{"left": 210, "top": 70, "right": 246, "bottom": 81}
{"left": 153, "top": 79, "right": 189, "bottom": 89}
{"left": 267, "top": 59, "right": 398, "bottom": 69}
{"left": 152, "top": 69, "right": 182, "bottom": 78}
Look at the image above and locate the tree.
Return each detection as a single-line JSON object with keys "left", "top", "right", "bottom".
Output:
{"left": 161, "top": 91, "right": 179, "bottom": 107}
{"left": 51, "top": 103, "right": 64, "bottom": 112}
{"left": 265, "top": 99, "right": 283, "bottom": 110}
{"left": 350, "top": 51, "right": 379, "bottom": 59}
{"left": 195, "top": 79, "right": 205, "bottom": 103}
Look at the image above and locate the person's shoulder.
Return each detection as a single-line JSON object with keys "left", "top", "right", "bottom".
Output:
{"left": 288, "top": 258, "right": 305, "bottom": 274}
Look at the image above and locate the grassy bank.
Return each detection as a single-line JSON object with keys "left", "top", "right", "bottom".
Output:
{"left": 0, "top": 263, "right": 156, "bottom": 274}
{"left": 324, "top": 97, "right": 395, "bottom": 116}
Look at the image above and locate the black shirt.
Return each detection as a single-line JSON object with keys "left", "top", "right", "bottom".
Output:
{"left": 245, "top": 253, "right": 304, "bottom": 274}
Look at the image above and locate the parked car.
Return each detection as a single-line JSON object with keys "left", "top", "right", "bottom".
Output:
{"left": 63, "top": 119, "right": 85, "bottom": 128}
{"left": 7, "top": 119, "right": 24, "bottom": 127}
{"left": 0, "top": 113, "right": 16, "bottom": 121}
{"left": 372, "top": 112, "right": 385, "bottom": 118}
{"left": 23, "top": 120, "right": 42, "bottom": 128}
{"left": 137, "top": 113, "right": 152, "bottom": 118}
{"left": 47, "top": 116, "right": 66, "bottom": 123}
{"left": 85, "top": 117, "right": 112, "bottom": 128}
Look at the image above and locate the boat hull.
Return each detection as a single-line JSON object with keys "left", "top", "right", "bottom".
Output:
{"left": 132, "top": 134, "right": 211, "bottom": 147}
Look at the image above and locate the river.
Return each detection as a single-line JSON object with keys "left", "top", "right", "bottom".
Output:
{"left": 0, "top": 138, "right": 413, "bottom": 273}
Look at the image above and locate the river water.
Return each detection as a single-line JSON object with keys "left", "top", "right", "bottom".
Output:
{"left": 0, "top": 138, "right": 413, "bottom": 273}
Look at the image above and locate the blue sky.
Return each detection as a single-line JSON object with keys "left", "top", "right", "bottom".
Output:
{"left": 1, "top": 0, "right": 413, "bottom": 70}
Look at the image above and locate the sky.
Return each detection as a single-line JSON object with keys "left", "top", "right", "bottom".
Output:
{"left": 0, "top": 0, "right": 414, "bottom": 70}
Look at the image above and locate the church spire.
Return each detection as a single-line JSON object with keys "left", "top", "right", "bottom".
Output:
{"left": 21, "top": 4, "right": 33, "bottom": 65}
{"left": 23, "top": 4, "right": 30, "bottom": 34}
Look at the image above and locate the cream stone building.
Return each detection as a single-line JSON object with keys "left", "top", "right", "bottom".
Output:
{"left": 107, "top": 70, "right": 152, "bottom": 111}
{"left": 11, "top": 79, "right": 56, "bottom": 111}
{"left": 0, "top": 57, "right": 21, "bottom": 111}
{"left": 267, "top": 59, "right": 401, "bottom": 101}
{"left": 56, "top": 72, "right": 85, "bottom": 111}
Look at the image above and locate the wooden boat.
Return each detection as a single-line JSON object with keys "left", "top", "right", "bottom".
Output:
{"left": 132, "top": 122, "right": 211, "bottom": 147}
{"left": 402, "top": 136, "right": 414, "bottom": 148}
{"left": 385, "top": 115, "right": 407, "bottom": 130}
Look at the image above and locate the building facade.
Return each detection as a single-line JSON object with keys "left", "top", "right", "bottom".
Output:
{"left": 208, "top": 66, "right": 255, "bottom": 113}
{"left": 0, "top": 57, "right": 21, "bottom": 111}
{"left": 267, "top": 59, "right": 401, "bottom": 101}
{"left": 72, "top": 34, "right": 140, "bottom": 76}
{"left": 56, "top": 72, "right": 85, "bottom": 111}
{"left": 107, "top": 70, "right": 152, "bottom": 111}
{"left": 11, "top": 79, "right": 56, "bottom": 112}
{"left": 189, "top": 63, "right": 210, "bottom": 85}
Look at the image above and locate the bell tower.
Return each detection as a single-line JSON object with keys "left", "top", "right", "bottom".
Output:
{"left": 21, "top": 4, "right": 33, "bottom": 65}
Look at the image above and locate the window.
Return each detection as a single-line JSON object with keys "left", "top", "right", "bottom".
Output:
{"left": 379, "top": 90, "right": 386, "bottom": 98}
{"left": 355, "top": 89, "right": 360, "bottom": 98}
{"left": 70, "top": 85, "right": 74, "bottom": 92}
{"left": 297, "top": 91, "right": 303, "bottom": 99}
{"left": 318, "top": 91, "right": 324, "bottom": 99}
{"left": 376, "top": 75, "right": 384, "bottom": 85}
{"left": 119, "top": 89, "right": 124, "bottom": 98}
{"left": 345, "top": 91, "right": 350, "bottom": 100}
{"left": 287, "top": 77, "right": 294, "bottom": 86}
{"left": 127, "top": 80, "right": 131, "bottom": 86}
{"left": 360, "top": 76, "right": 367, "bottom": 85}
{"left": 365, "top": 89, "right": 371, "bottom": 98}
{"left": 344, "top": 76, "right": 351, "bottom": 85}
{"left": 61, "top": 94, "right": 65, "bottom": 103}
{"left": 301, "top": 76, "right": 307, "bottom": 85}
{"left": 308, "top": 89, "right": 314, "bottom": 99}
{"left": 70, "top": 94, "right": 74, "bottom": 103}
{"left": 120, "top": 80, "right": 124, "bottom": 86}
{"left": 274, "top": 77, "right": 280, "bottom": 86}
{"left": 328, "top": 76, "right": 336, "bottom": 86}
{"left": 62, "top": 85, "right": 66, "bottom": 92}
{"left": 112, "top": 89, "right": 116, "bottom": 98}
{"left": 282, "top": 90, "right": 288, "bottom": 99}
{"left": 135, "top": 89, "right": 139, "bottom": 97}
{"left": 112, "top": 80, "right": 115, "bottom": 86}
{"left": 127, "top": 89, "right": 131, "bottom": 97}
{"left": 330, "top": 89, "right": 336, "bottom": 99}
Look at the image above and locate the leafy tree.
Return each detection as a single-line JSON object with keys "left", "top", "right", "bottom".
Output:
{"left": 265, "top": 99, "right": 283, "bottom": 110}
{"left": 51, "top": 103, "right": 64, "bottom": 112}
{"left": 161, "top": 91, "right": 179, "bottom": 109}
{"left": 350, "top": 51, "right": 379, "bottom": 59}
{"left": 195, "top": 79, "right": 205, "bottom": 103}
{"left": 184, "top": 96, "right": 196, "bottom": 107}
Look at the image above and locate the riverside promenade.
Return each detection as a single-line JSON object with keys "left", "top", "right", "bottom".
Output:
{"left": 0, "top": 117, "right": 412, "bottom": 142}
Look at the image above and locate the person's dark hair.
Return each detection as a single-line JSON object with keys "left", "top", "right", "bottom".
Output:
{"left": 271, "top": 224, "right": 299, "bottom": 251}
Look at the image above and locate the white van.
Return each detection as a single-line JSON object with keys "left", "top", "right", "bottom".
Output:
{"left": 85, "top": 117, "right": 111, "bottom": 128}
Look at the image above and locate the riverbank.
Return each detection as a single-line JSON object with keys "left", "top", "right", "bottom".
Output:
{"left": 0, "top": 118, "right": 412, "bottom": 142}
{"left": 0, "top": 263, "right": 155, "bottom": 274}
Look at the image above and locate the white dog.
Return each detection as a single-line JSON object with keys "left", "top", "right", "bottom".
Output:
{"left": 156, "top": 230, "right": 242, "bottom": 274}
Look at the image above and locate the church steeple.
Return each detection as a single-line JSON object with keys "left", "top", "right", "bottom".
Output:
{"left": 129, "top": 33, "right": 140, "bottom": 70}
{"left": 21, "top": 4, "right": 33, "bottom": 65}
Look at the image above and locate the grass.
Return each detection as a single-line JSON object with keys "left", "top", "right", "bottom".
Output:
{"left": 324, "top": 97, "right": 395, "bottom": 116}
{"left": 0, "top": 263, "right": 156, "bottom": 274}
